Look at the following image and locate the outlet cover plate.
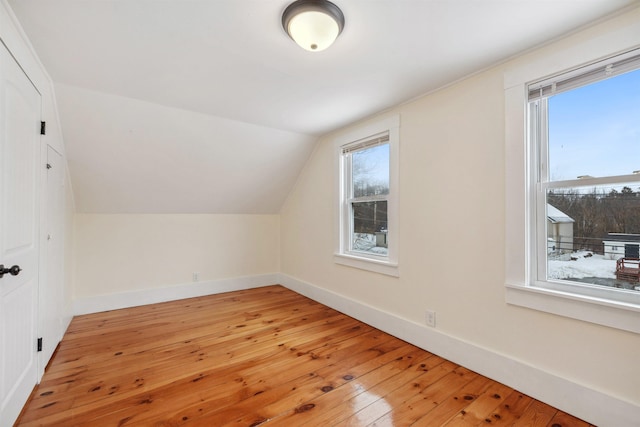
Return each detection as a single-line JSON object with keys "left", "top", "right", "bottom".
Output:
{"left": 426, "top": 310, "right": 436, "bottom": 327}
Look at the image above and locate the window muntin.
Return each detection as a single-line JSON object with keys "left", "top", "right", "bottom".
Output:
{"left": 529, "top": 52, "right": 640, "bottom": 303}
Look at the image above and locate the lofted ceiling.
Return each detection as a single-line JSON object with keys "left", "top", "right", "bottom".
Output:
{"left": 8, "top": 0, "right": 637, "bottom": 213}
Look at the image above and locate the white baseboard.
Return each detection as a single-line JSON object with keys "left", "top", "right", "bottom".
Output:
{"left": 278, "top": 273, "right": 640, "bottom": 427}
{"left": 72, "top": 273, "right": 279, "bottom": 315}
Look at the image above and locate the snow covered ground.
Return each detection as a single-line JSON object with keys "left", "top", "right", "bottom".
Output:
{"left": 548, "top": 251, "right": 640, "bottom": 291}
{"left": 548, "top": 251, "right": 616, "bottom": 280}
{"left": 352, "top": 233, "right": 388, "bottom": 255}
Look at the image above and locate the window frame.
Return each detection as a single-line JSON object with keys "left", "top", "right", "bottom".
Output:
{"left": 334, "top": 115, "right": 400, "bottom": 277}
{"left": 505, "top": 41, "right": 640, "bottom": 334}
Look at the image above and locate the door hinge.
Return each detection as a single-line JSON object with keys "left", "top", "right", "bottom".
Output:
{"left": 46, "top": 163, "right": 52, "bottom": 169}
{"left": 37, "top": 337, "right": 43, "bottom": 352}
{"left": 40, "top": 121, "right": 46, "bottom": 135}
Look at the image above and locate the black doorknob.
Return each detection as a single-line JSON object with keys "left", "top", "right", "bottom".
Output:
{"left": 0, "top": 264, "right": 21, "bottom": 278}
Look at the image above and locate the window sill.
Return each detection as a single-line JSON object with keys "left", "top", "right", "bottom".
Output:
{"left": 334, "top": 253, "right": 399, "bottom": 277}
{"left": 505, "top": 283, "right": 640, "bottom": 334}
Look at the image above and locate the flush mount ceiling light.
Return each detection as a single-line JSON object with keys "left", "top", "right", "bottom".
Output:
{"left": 282, "top": 0, "right": 345, "bottom": 52}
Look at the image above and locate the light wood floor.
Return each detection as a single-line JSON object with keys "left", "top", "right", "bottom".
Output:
{"left": 17, "top": 285, "right": 593, "bottom": 426}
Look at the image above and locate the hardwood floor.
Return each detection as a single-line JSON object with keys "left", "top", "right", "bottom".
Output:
{"left": 17, "top": 285, "right": 593, "bottom": 426}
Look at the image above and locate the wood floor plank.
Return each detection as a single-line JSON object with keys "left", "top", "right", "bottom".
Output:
{"left": 258, "top": 347, "right": 441, "bottom": 427}
{"left": 546, "top": 411, "right": 593, "bottom": 427}
{"left": 333, "top": 361, "right": 460, "bottom": 426}
{"left": 481, "top": 389, "right": 535, "bottom": 426}
{"left": 440, "top": 380, "right": 514, "bottom": 426}
{"left": 224, "top": 336, "right": 407, "bottom": 426}
{"left": 512, "top": 400, "right": 558, "bottom": 427}
{"left": 27, "top": 303, "right": 350, "bottom": 402}
{"left": 353, "top": 362, "right": 465, "bottom": 426}
{"left": 22, "top": 315, "right": 364, "bottom": 425}
{"left": 410, "top": 374, "right": 493, "bottom": 426}
{"left": 183, "top": 337, "right": 432, "bottom": 426}
{"left": 368, "top": 365, "right": 483, "bottom": 426}
{"left": 49, "top": 289, "right": 322, "bottom": 363}
{"left": 16, "top": 285, "right": 594, "bottom": 427}
{"left": 268, "top": 348, "right": 444, "bottom": 425}
{"left": 114, "top": 328, "right": 394, "bottom": 426}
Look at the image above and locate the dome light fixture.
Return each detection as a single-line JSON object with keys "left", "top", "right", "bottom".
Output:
{"left": 282, "top": 0, "right": 345, "bottom": 52}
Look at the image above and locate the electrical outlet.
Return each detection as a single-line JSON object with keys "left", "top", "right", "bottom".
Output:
{"left": 425, "top": 310, "right": 436, "bottom": 327}
{"left": 192, "top": 272, "right": 200, "bottom": 282}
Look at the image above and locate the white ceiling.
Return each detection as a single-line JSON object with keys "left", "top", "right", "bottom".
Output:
{"left": 7, "top": 0, "right": 637, "bottom": 213}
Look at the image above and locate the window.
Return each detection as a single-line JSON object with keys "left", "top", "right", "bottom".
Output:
{"left": 505, "top": 45, "right": 640, "bottom": 334}
{"left": 344, "top": 136, "right": 389, "bottom": 255}
{"left": 334, "top": 115, "right": 399, "bottom": 276}
{"left": 528, "top": 49, "right": 640, "bottom": 307}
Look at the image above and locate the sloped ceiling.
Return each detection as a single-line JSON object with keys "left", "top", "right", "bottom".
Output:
{"left": 8, "top": 0, "right": 637, "bottom": 213}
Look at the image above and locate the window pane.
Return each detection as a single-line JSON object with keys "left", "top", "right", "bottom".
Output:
{"left": 352, "top": 143, "right": 389, "bottom": 197}
{"left": 352, "top": 201, "right": 388, "bottom": 255}
{"left": 546, "top": 184, "right": 640, "bottom": 291}
{"left": 547, "top": 69, "right": 640, "bottom": 181}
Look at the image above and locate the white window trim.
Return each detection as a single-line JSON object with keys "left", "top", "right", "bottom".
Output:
{"left": 505, "top": 30, "right": 640, "bottom": 334}
{"left": 334, "top": 115, "right": 400, "bottom": 277}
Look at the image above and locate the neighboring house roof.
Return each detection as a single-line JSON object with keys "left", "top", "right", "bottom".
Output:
{"left": 603, "top": 233, "right": 640, "bottom": 243}
{"left": 547, "top": 204, "right": 575, "bottom": 223}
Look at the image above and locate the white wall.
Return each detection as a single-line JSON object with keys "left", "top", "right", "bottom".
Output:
{"left": 280, "top": 7, "right": 640, "bottom": 424}
{"left": 55, "top": 83, "right": 318, "bottom": 215}
{"left": 73, "top": 214, "right": 280, "bottom": 308}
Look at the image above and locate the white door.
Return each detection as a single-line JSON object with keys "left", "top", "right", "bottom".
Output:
{"left": 0, "top": 43, "right": 42, "bottom": 426}
{"left": 38, "top": 146, "right": 64, "bottom": 375}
